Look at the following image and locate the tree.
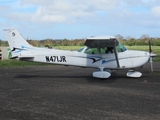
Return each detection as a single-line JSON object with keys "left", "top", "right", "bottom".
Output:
{"left": 140, "top": 34, "right": 149, "bottom": 40}
{"left": 115, "top": 34, "right": 124, "bottom": 41}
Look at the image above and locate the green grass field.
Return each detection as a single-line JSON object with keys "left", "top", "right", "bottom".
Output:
{"left": 55, "top": 46, "right": 83, "bottom": 51}
{"left": 0, "top": 60, "right": 47, "bottom": 68}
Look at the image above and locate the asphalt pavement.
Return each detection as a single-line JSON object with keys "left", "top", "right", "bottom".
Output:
{"left": 0, "top": 62, "right": 160, "bottom": 120}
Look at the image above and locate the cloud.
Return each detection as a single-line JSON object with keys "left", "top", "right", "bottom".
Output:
{"left": 2, "top": 0, "right": 156, "bottom": 25}
{"left": 14, "top": 0, "right": 155, "bottom": 25}
{"left": 6, "top": 12, "right": 32, "bottom": 22}
{"left": 20, "top": 0, "right": 52, "bottom": 6}
{"left": 33, "top": 6, "right": 67, "bottom": 23}
{"left": 6, "top": 0, "right": 98, "bottom": 24}
{"left": 1, "top": 0, "right": 160, "bottom": 39}
{"left": 151, "top": 6, "right": 160, "bottom": 17}
{"left": 0, "top": 4, "right": 11, "bottom": 14}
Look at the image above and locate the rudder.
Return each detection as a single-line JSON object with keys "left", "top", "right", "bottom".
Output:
{"left": 4, "top": 28, "right": 33, "bottom": 50}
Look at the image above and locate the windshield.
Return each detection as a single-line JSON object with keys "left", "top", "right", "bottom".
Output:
{"left": 77, "top": 47, "right": 84, "bottom": 52}
{"left": 77, "top": 44, "right": 127, "bottom": 54}
{"left": 116, "top": 44, "right": 127, "bottom": 52}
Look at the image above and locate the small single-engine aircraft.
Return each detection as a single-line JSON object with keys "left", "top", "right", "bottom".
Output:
{"left": 4, "top": 28, "right": 156, "bottom": 79}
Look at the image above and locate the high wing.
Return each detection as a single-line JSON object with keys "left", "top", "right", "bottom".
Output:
{"left": 84, "top": 36, "right": 119, "bottom": 48}
{"left": 84, "top": 36, "right": 120, "bottom": 68}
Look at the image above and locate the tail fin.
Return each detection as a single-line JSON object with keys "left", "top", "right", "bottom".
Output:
{"left": 4, "top": 28, "right": 33, "bottom": 50}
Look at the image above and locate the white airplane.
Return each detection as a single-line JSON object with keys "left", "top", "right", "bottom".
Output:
{"left": 4, "top": 28, "right": 156, "bottom": 79}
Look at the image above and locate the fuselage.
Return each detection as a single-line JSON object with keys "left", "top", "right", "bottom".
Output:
{"left": 18, "top": 45, "right": 150, "bottom": 70}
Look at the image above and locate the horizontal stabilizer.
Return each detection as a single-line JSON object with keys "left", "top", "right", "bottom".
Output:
{"left": 9, "top": 56, "right": 18, "bottom": 59}
{"left": 10, "top": 50, "right": 34, "bottom": 59}
{"left": 19, "top": 55, "right": 34, "bottom": 58}
{"left": 9, "top": 55, "right": 34, "bottom": 59}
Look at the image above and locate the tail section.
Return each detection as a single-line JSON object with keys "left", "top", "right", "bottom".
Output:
{"left": 4, "top": 28, "right": 34, "bottom": 59}
{"left": 4, "top": 28, "right": 33, "bottom": 50}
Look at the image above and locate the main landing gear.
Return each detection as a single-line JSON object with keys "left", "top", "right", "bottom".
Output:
{"left": 92, "top": 67, "right": 111, "bottom": 79}
{"left": 127, "top": 70, "right": 142, "bottom": 78}
{"left": 92, "top": 68, "right": 142, "bottom": 79}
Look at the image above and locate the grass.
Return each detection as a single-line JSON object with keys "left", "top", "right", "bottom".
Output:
{"left": 0, "top": 59, "right": 47, "bottom": 68}
{"left": 55, "top": 46, "right": 82, "bottom": 51}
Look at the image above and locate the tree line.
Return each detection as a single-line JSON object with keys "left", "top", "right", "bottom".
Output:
{"left": 116, "top": 34, "right": 160, "bottom": 46}
{"left": 0, "top": 34, "right": 160, "bottom": 48}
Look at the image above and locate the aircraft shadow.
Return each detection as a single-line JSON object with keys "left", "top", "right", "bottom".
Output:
{"left": 15, "top": 71, "right": 132, "bottom": 84}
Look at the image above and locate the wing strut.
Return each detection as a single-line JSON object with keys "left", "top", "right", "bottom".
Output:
{"left": 113, "top": 39, "right": 120, "bottom": 68}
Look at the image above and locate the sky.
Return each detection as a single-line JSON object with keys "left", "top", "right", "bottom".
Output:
{"left": 1, "top": 0, "right": 160, "bottom": 40}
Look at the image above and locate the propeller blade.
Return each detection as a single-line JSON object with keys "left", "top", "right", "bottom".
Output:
{"left": 149, "top": 40, "right": 152, "bottom": 53}
{"left": 150, "top": 56, "right": 153, "bottom": 73}
{"left": 149, "top": 40, "right": 153, "bottom": 73}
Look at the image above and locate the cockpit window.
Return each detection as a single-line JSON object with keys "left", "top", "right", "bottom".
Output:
{"left": 84, "top": 48, "right": 98, "bottom": 54}
{"left": 77, "top": 48, "right": 84, "bottom": 52}
{"left": 99, "top": 44, "right": 127, "bottom": 54}
{"left": 81, "top": 43, "right": 127, "bottom": 54}
{"left": 99, "top": 47, "right": 113, "bottom": 54}
{"left": 116, "top": 44, "right": 127, "bottom": 52}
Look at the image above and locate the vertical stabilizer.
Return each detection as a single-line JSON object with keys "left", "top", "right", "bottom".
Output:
{"left": 4, "top": 28, "right": 33, "bottom": 50}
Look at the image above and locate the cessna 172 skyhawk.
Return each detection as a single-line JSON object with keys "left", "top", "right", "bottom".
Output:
{"left": 4, "top": 28, "right": 155, "bottom": 79}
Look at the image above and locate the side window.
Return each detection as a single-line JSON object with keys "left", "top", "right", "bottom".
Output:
{"left": 100, "top": 48, "right": 106, "bottom": 54}
{"left": 100, "top": 47, "right": 114, "bottom": 54}
{"left": 116, "top": 45, "right": 122, "bottom": 52}
{"left": 84, "top": 48, "right": 98, "bottom": 54}
{"left": 105, "top": 47, "right": 114, "bottom": 53}
{"left": 84, "top": 44, "right": 127, "bottom": 54}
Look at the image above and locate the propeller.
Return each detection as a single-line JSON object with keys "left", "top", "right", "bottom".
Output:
{"left": 149, "top": 40, "right": 153, "bottom": 73}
